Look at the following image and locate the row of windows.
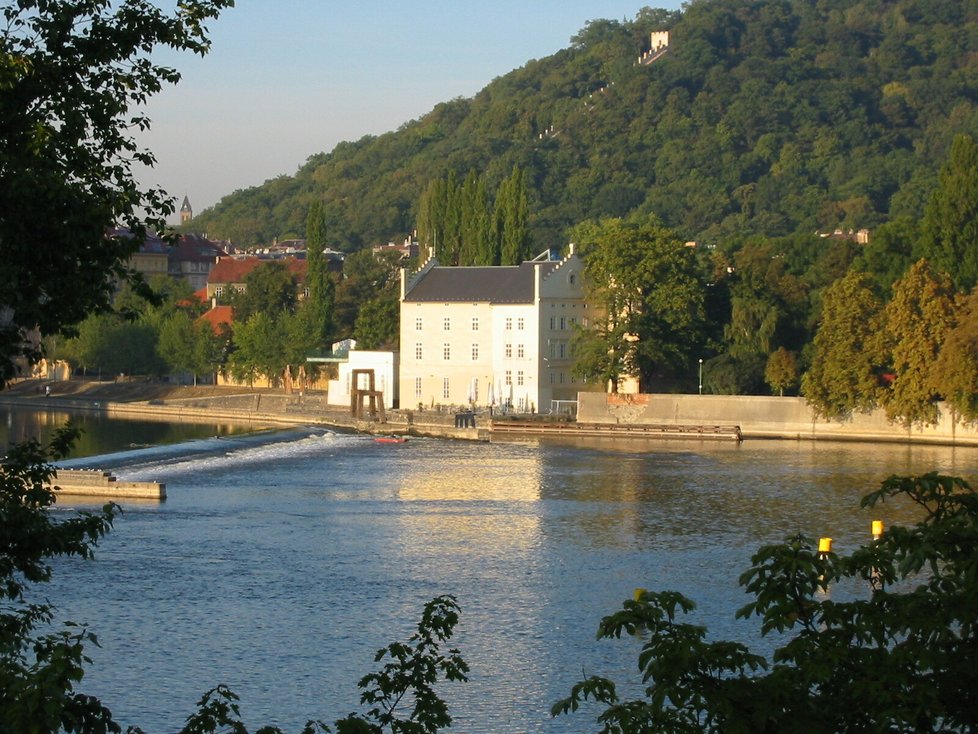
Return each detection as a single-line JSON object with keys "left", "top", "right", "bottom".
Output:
{"left": 412, "top": 316, "right": 532, "bottom": 332}
{"left": 549, "top": 316, "right": 585, "bottom": 330}
{"left": 413, "top": 343, "right": 537, "bottom": 361}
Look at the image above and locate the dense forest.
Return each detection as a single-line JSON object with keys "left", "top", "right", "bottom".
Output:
{"left": 188, "top": 0, "right": 978, "bottom": 251}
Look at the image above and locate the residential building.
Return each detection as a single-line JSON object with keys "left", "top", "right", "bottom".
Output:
{"left": 206, "top": 255, "right": 308, "bottom": 301}
{"left": 372, "top": 236, "right": 419, "bottom": 261}
{"left": 399, "top": 245, "right": 601, "bottom": 413}
{"left": 169, "top": 234, "right": 229, "bottom": 291}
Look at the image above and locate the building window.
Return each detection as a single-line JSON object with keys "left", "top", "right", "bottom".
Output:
{"left": 517, "top": 344, "right": 525, "bottom": 359}
{"left": 559, "top": 342, "right": 566, "bottom": 359}
{"left": 517, "top": 317, "right": 525, "bottom": 330}
{"left": 472, "top": 344, "right": 479, "bottom": 361}
{"left": 569, "top": 273, "right": 576, "bottom": 285}
{"left": 302, "top": 287, "right": 310, "bottom": 299}
{"left": 505, "top": 370, "right": 512, "bottom": 386}
{"left": 415, "top": 343, "right": 422, "bottom": 360}
{"left": 550, "top": 372, "right": 555, "bottom": 384}
{"left": 443, "top": 317, "right": 451, "bottom": 331}
{"left": 215, "top": 286, "right": 224, "bottom": 298}
{"left": 505, "top": 317, "right": 512, "bottom": 330}
{"left": 443, "top": 378, "right": 450, "bottom": 399}
{"left": 560, "top": 316, "right": 566, "bottom": 330}
{"left": 415, "top": 317, "right": 423, "bottom": 331}
{"left": 517, "top": 370, "right": 524, "bottom": 386}
{"left": 505, "top": 343, "right": 512, "bottom": 358}
{"left": 415, "top": 377, "right": 422, "bottom": 398}
{"left": 560, "top": 372, "right": 565, "bottom": 384}
{"left": 443, "top": 343, "right": 451, "bottom": 360}
{"left": 471, "top": 317, "right": 479, "bottom": 331}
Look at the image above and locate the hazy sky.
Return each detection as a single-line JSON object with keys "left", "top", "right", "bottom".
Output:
{"left": 137, "top": 1, "right": 683, "bottom": 222}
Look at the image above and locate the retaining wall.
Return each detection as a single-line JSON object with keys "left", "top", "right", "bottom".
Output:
{"left": 577, "top": 393, "right": 978, "bottom": 445}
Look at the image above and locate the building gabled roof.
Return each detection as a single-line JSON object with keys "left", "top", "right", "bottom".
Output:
{"left": 404, "top": 261, "right": 560, "bottom": 304}
{"left": 199, "top": 305, "right": 233, "bottom": 334}
{"left": 171, "top": 234, "right": 228, "bottom": 262}
{"left": 208, "top": 256, "right": 307, "bottom": 286}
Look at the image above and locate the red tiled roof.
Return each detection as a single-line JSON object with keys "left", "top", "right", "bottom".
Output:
{"left": 199, "top": 305, "right": 234, "bottom": 334}
{"left": 208, "top": 256, "right": 307, "bottom": 285}
{"left": 176, "top": 288, "right": 209, "bottom": 309}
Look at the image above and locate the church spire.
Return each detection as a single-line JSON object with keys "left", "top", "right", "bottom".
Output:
{"left": 180, "top": 195, "right": 193, "bottom": 224}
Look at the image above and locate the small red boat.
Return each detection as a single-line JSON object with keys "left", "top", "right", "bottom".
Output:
{"left": 374, "top": 436, "right": 408, "bottom": 444}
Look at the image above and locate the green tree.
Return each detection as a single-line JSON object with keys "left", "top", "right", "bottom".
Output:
{"left": 801, "top": 271, "right": 885, "bottom": 419}
{"left": 851, "top": 217, "right": 918, "bottom": 294}
{"left": 158, "top": 311, "right": 221, "bottom": 385}
{"left": 494, "top": 166, "right": 530, "bottom": 265}
{"left": 354, "top": 297, "right": 400, "bottom": 350}
{"left": 458, "top": 170, "right": 492, "bottom": 266}
{"left": 763, "top": 347, "right": 798, "bottom": 396}
{"left": 882, "top": 259, "right": 956, "bottom": 427}
{"left": 305, "top": 200, "right": 336, "bottom": 347}
{"left": 920, "top": 134, "right": 978, "bottom": 291}
{"left": 555, "top": 472, "right": 978, "bottom": 733}
{"left": 573, "top": 214, "right": 706, "bottom": 391}
{"left": 334, "top": 250, "right": 402, "bottom": 340}
{"left": 0, "top": 0, "right": 231, "bottom": 382}
{"left": 230, "top": 261, "right": 300, "bottom": 323}
{"left": 933, "top": 287, "right": 978, "bottom": 422}
{"left": 229, "top": 312, "right": 285, "bottom": 387}
{"left": 0, "top": 427, "right": 119, "bottom": 732}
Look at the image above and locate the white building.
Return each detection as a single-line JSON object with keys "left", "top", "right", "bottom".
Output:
{"left": 326, "top": 350, "right": 399, "bottom": 409}
{"left": 399, "top": 245, "right": 601, "bottom": 413}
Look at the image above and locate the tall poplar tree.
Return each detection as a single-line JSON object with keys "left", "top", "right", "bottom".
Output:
{"left": 305, "top": 199, "right": 335, "bottom": 347}
{"left": 494, "top": 166, "right": 530, "bottom": 265}
{"left": 459, "top": 170, "right": 492, "bottom": 266}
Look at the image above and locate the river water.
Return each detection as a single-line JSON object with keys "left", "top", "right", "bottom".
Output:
{"left": 4, "top": 407, "right": 974, "bottom": 732}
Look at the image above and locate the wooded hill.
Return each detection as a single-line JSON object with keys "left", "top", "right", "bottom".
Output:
{"left": 187, "top": 0, "right": 978, "bottom": 252}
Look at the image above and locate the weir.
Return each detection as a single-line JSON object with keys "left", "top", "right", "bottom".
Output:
{"left": 50, "top": 469, "right": 166, "bottom": 500}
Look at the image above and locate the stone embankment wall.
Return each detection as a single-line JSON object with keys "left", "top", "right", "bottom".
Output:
{"left": 577, "top": 393, "right": 978, "bottom": 446}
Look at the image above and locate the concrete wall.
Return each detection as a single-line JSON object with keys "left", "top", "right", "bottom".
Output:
{"left": 577, "top": 392, "right": 978, "bottom": 445}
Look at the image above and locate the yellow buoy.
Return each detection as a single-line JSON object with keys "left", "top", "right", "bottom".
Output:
{"left": 633, "top": 588, "right": 647, "bottom": 601}
{"left": 818, "top": 537, "right": 833, "bottom": 554}
{"left": 872, "top": 520, "right": 884, "bottom": 538}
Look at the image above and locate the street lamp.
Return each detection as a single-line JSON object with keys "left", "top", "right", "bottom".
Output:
{"left": 698, "top": 358, "right": 703, "bottom": 395}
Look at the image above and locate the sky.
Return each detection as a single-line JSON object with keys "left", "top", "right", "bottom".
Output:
{"left": 136, "top": 0, "right": 683, "bottom": 223}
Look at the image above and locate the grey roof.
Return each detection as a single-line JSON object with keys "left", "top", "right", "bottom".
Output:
{"left": 405, "top": 261, "right": 560, "bottom": 304}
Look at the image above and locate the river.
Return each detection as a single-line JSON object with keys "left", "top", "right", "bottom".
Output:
{"left": 4, "top": 407, "right": 973, "bottom": 732}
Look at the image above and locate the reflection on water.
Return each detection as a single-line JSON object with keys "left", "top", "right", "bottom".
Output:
{"left": 1, "top": 405, "right": 256, "bottom": 458}
{"left": 8, "top": 410, "right": 975, "bottom": 733}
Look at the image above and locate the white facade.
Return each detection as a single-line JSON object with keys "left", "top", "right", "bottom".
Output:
{"left": 399, "top": 246, "right": 601, "bottom": 413}
{"left": 326, "top": 350, "right": 399, "bottom": 409}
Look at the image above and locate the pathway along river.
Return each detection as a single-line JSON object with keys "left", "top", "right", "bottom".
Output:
{"left": 5, "top": 407, "right": 974, "bottom": 733}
